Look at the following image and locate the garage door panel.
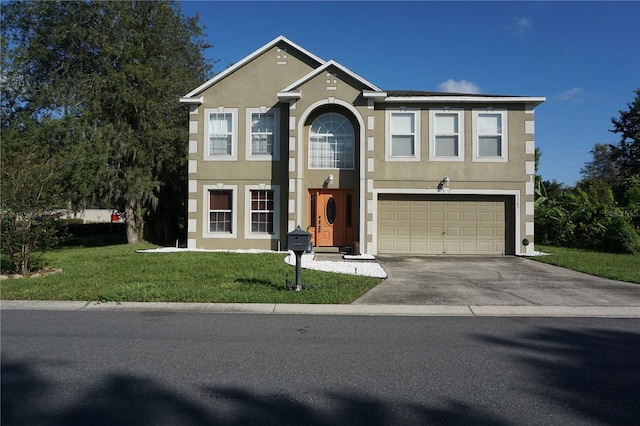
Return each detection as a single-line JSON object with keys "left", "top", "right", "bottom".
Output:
{"left": 378, "top": 197, "right": 507, "bottom": 255}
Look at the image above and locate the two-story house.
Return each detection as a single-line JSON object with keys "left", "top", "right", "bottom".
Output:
{"left": 180, "top": 36, "right": 545, "bottom": 256}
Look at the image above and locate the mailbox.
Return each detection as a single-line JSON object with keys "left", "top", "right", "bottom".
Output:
{"left": 287, "top": 226, "right": 311, "bottom": 252}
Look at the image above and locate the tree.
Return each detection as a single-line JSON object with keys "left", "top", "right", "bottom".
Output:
{"left": 2, "top": 1, "right": 212, "bottom": 244}
{"left": 610, "top": 88, "right": 640, "bottom": 179}
{"left": 580, "top": 143, "right": 619, "bottom": 184}
{"left": 0, "top": 125, "right": 70, "bottom": 274}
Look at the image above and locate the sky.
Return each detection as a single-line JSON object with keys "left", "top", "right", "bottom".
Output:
{"left": 179, "top": 1, "right": 640, "bottom": 186}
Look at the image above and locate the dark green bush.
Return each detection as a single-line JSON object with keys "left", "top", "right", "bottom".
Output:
{"left": 599, "top": 217, "right": 640, "bottom": 254}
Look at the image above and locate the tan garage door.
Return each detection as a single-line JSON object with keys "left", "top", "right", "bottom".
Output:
{"left": 378, "top": 196, "right": 506, "bottom": 255}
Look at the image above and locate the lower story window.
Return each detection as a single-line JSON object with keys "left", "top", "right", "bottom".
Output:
{"left": 209, "top": 190, "right": 232, "bottom": 233}
{"left": 250, "top": 190, "right": 274, "bottom": 234}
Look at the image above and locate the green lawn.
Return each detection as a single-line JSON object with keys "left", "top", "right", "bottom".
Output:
{"left": 0, "top": 239, "right": 381, "bottom": 304}
{"left": 533, "top": 245, "right": 640, "bottom": 284}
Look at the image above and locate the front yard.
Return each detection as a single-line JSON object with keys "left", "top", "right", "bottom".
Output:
{"left": 0, "top": 240, "right": 381, "bottom": 304}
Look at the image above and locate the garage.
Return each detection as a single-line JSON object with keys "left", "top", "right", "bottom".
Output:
{"left": 377, "top": 194, "right": 514, "bottom": 255}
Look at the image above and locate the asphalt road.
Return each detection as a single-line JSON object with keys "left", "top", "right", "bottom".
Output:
{"left": 2, "top": 310, "right": 640, "bottom": 425}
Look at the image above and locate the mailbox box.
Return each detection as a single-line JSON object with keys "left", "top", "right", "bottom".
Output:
{"left": 287, "top": 226, "right": 311, "bottom": 252}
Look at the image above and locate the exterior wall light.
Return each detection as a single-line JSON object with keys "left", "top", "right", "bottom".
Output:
{"left": 323, "top": 174, "right": 334, "bottom": 188}
{"left": 438, "top": 176, "right": 450, "bottom": 192}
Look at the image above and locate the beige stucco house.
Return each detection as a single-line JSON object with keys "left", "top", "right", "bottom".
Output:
{"left": 180, "top": 36, "right": 545, "bottom": 256}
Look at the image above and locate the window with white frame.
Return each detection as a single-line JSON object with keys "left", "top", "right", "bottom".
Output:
{"left": 250, "top": 190, "right": 274, "bottom": 233}
{"left": 386, "top": 109, "right": 420, "bottom": 161}
{"left": 204, "top": 184, "right": 237, "bottom": 238}
{"left": 245, "top": 185, "right": 280, "bottom": 239}
{"left": 430, "top": 109, "right": 464, "bottom": 161}
{"left": 473, "top": 110, "right": 508, "bottom": 162}
{"left": 205, "top": 108, "right": 237, "bottom": 161}
{"left": 247, "top": 108, "right": 279, "bottom": 160}
{"left": 308, "top": 113, "right": 354, "bottom": 169}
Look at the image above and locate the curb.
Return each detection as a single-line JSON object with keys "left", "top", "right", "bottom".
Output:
{"left": 2, "top": 300, "right": 640, "bottom": 318}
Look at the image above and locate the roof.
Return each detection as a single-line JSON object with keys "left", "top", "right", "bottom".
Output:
{"left": 180, "top": 35, "right": 325, "bottom": 102}
{"left": 180, "top": 36, "right": 545, "bottom": 106}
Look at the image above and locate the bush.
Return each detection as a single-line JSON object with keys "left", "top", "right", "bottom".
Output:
{"left": 599, "top": 217, "right": 640, "bottom": 254}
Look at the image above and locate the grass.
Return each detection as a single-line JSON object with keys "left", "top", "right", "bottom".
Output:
{"left": 0, "top": 236, "right": 381, "bottom": 304}
{"left": 533, "top": 245, "right": 640, "bottom": 284}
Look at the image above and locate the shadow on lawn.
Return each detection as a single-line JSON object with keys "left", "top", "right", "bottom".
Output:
{"left": 472, "top": 325, "right": 640, "bottom": 425}
{"left": 2, "top": 357, "right": 510, "bottom": 426}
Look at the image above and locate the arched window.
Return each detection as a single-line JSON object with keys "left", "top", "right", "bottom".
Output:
{"left": 308, "top": 113, "right": 354, "bottom": 169}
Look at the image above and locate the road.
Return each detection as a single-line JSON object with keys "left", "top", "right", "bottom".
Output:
{"left": 2, "top": 310, "right": 640, "bottom": 425}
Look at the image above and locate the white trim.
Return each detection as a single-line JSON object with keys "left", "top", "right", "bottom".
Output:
{"left": 383, "top": 96, "right": 546, "bottom": 104}
{"left": 385, "top": 109, "right": 421, "bottom": 162}
{"left": 184, "top": 36, "right": 325, "bottom": 98}
{"left": 245, "top": 107, "right": 280, "bottom": 161}
{"left": 472, "top": 109, "right": 508, "bottom": 163}
{"left": 244, "top": 185, "right": 280, "bottom": 240}
{"left": 280, "top": 59, "right": 382, "bottom": 94}
{"left": 429, "top": 108, "right": 465, "bottom": 162}
{"left": 179, "top": 97, "right": 203, "bottom": 105}
{"left": 371, "top": 188, "right": 523, "bottom": 255}
{"left": 204, "top": 108, "right": 238, "bottom": 161}
{"left": 203, "top": 184, "right": 238, "bottom": 239}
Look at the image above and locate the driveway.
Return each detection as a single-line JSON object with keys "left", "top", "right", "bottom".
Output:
{"left": 353, "top": 256, "right": 640, "bottom": 306}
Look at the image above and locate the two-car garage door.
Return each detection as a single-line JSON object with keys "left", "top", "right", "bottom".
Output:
{"left": 378, "top": 195, "right": 514, "bottom": 255}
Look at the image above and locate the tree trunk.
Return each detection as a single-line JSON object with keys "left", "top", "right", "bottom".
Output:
{"left": 125, "top": 203, "right": 139, "bottom": 244}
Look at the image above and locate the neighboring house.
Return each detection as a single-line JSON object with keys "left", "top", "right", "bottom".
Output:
{"left": 180, "top": 36, "right": 545, "bottom": 256}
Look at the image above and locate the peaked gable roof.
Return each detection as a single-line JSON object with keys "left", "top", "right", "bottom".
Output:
{"left": 180, "top": 35, "right": 325, "bottom": 101}
{"left": 278, "top": 59, "right": 383, "bottom": 95}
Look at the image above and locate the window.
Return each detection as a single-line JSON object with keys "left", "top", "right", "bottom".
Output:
{"left": 309, "top": 113, "right": 354, "bottom": 169}
{"left": 245, "top": 185, "right": 280, "bottom": 239}
{"left": 205, "top": 108, "right": 237, "bottom": 161}
{"left": 203, "top": 185, "right": 237, "bottom": 238}
{"left": 430, "top": 109, "right": 464, "bottom": 161}
{"left": 247, "top": 108, "right": 280, "bottom": 160}
{"left": 386, "top": 109, "right": 420, "bottom": 161}
{"left": 209, "top": 190, "right": 232, "bottom": 233}
{"left": 473, "top": 110, "right": 508, "bottom": 162}
{"left": 250, "top": 190, "right": 274, "bottom": 234}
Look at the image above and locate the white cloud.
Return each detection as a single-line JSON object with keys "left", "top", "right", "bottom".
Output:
{"left": 437, "top": 79, "right": 481, "bottom": 94}
{"left": 513, "top": 17, "right": 532, "bottom": 35}
{"left": 552, "top": 87, "right": 585, "bottom": 102}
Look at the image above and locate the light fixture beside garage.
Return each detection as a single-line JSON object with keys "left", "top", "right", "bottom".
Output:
{"left": 437, "top": 175, "right": 450, "bottom": 192}
{"left": 323, "top": 174, "right": 334, "bottom": 188}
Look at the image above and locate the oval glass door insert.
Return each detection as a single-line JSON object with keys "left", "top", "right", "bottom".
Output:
{"left": 326, "top": 197, "right": 336, "bottom": 225}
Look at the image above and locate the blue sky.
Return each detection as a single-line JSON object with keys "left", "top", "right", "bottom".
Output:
{"left": 180, "top": 1, "right": 640, "bottom": 186}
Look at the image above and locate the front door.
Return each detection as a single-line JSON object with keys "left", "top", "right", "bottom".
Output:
{"left": 309, "top": 189, "right": 354, "bottom": 247}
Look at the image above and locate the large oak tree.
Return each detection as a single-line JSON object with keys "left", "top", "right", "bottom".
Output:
{"left": 2, "top": 1, "right": 212, "bottom": 244}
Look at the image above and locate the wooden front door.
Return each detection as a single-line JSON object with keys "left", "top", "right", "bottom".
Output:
{"left": 309, "top": 189, "right": 354, "bottom": 247}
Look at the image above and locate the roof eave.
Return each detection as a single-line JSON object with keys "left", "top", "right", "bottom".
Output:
{"left": 179, "top": 96, "right": 203, "bottom": 105}
{"left": 381, "top": 96, "right": 546, "bottom": 105}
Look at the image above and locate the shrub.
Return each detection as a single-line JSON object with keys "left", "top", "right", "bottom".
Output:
{"left": 599, "top": 217, "right": 640, "bottom": 254}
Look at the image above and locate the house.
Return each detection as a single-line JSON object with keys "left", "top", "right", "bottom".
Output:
{"left": 180, "top": 36, "right": 545, "bottom": 256}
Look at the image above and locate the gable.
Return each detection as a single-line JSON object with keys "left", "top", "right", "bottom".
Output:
{"left": 181, "top": 36, "right": 325, "bottom": 101}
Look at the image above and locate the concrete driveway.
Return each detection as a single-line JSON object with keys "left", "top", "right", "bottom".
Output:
{"left": 353, "top": 256, "right": 640, "bottom": 306}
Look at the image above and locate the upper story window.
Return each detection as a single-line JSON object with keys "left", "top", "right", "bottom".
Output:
{"left": 430, "top": 109, "right": 464, "bottom": 161}
{"left": 309, "top": 112, "right": 354, "bottom": 169}
{"left": 386, "top": 109, "right": 421, "bottom": 161}
{"left": 247, "top": 108, "right": 280, "bottom": 161}
{"left": 473, "top": 110, "right": 508, "bottom": 162}
{"left": 205, "top": 108, "right": 238, "bottom": 161}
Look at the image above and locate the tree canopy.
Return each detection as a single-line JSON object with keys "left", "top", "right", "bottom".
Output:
{"left": 610, "top": 88, "right": 640, "bottom": 179}
{"left": 1, "top": 1, "right": 212, "bottom": 244}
